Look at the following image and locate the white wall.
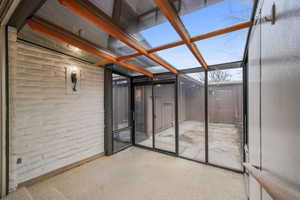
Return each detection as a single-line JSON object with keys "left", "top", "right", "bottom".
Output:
{"left": 8, "top": 27, "right": 104, "bottom": 190}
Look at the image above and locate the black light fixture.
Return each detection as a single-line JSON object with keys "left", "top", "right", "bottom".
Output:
{"left": 71, "top": 70, "right": 78, "bottom": 92}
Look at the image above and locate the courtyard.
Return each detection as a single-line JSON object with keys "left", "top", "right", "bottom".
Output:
{"left": 138, "top": 120, "right": 243, "bottom": 170}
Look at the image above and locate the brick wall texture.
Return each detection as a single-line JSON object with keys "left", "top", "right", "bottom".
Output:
{"left": 8, "top": 27, "right": 104, "bottom": 190}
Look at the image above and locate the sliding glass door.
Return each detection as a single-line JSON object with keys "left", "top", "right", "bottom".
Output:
{"left": 134, "top": 83, "right": 176, "bottom": 154}
{"left": 132, "top": 68, "right": 243, "bottom": 171}
{"left": 112, "top": 73, "right": 131, "bottom": 153}
{"left": 134, "top": 85, "right": 153, "bottom": 148}
{"left": 208, "top": 68, "right": 243, "bottom": 170}
{"left": 177, "top": 68, "right": 243, "bottom": 171}
{"left": 153, "top": 84, "right": 176, "bottom": 153}
{"left": 178, "top": 73, "right": 205, "bottom": 162}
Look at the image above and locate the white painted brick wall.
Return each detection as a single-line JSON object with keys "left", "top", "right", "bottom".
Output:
{"left": 7, "top": 27, "right": 104, "bottom": 190}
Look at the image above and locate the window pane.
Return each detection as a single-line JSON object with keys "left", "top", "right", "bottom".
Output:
{"left": 34, "top": 0, "right": 137, "bottom": 59}
{"left": 134, "top": 85, "right": 153, "bottom": 148}
{"left": 172, "top": 0, "right": 253, "bottom": 66}
{"left": 179, "top": 0, "right": 253, "bottom": 36}
{"left": 113, "top": 129, "right": 131, "bottom": 152}
{"left": 208, "top": 68, "right": 243, "bottom": 170}
{"left": 127, "top": 56, "right": 169, "bottom": 74}
{"left": 108, "top": 40, "right": 138, "bottom": 56}
{"left": 154, "top": 84, "right": 176, "bottom": 153}
{"left": 155, "top": 45, "right": 200, "bottom": 70}
{"left": 140, "top": 22, "right": 181, "bottom": 47}
{"left": 116, "top": 0, "right": 181, "bottom": 48}
{"left": 195, "top": 29, "right": 248, "bottom": 65}
{"left": 179, "top": 73, "right": 205, "bottom": 161}
{"left": 113, "top": 74, "right": 130, "bottom": 131}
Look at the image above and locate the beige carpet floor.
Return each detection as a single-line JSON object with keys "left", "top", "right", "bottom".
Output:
{"left": 3, "top": 147, "right": 247, "bottom": 200}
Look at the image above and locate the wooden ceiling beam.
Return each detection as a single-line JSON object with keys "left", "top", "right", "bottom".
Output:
{"left": 114, "top": 21, "right": 252, "bottom": 61}
{"left": 27, "top": 19, "right": 154, "bottom": 77}
{"left": 118, "top": 52, "right": 143, "bottom": 61}
{"left": 154, "top": 0, "right": 208, "bottom": 70}
{"left": 95, "top": 60, "right": 114, "bottom": 66}
{"left": 58, "top": 0, "right": 178, "bottom": 74}
{"left": 147, "top": 40, "right": 185, "bottom": 54}
{"left": 191, "top": 21, "right": 252, "bottom": 42}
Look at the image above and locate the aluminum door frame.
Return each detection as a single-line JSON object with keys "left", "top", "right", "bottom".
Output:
{"left": 132, "top": 80, "right": 178, "bottom": 156}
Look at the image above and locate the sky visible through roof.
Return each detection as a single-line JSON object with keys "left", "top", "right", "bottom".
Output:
{"left": 140, "top": 0, "right": 253, "bottom": 71}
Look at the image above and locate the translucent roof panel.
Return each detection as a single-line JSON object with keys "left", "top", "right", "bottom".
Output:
{"left": 195, "top": 28, "right": 248, "bottom": 65}
{"left": 89, "top": 0, "right": 114, "bottom": 17}
{"left": 111, "top": 64, "right": 141, "bottom": 77}
{"left": 34, "top": 0, "right": 137, "bottom": 58}
{"left": 18, "top": 24, "right": 101, "bottom": 63}
{"left": 179, "top": 0, "right": 253, "bottom": 36}
{"left": 155, "top": 45, "right": 201, "bottom": 70}
{"left": 127, "top": 56, "right": 169, "bottom": 74}
{"left": 140, "top": 23, "right": 181, "bottom": 47}
{"left": 107, "top": 39, "right": 138, "bottom": 56}
{"left": 116, "top": 0, "right": 181, "bottom": 49}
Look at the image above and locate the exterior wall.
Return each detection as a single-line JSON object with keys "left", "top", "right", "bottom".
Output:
{"left": 180, "top": 81, "right": 243, "bottom": 124}
{"left": 8, "top": 27, "right": 104, "bottom": 190}
{"left": 208, "top": 84, "right": 243, "bottom": 123}
{"left": 185, "top": 85, "right": 205, "bottom": 122}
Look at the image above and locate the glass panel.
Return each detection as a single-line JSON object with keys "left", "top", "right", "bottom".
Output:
{"left": 127, "top": 56, "right": 169, "bottom": 74}
{"left": 140, "top": 23, "right": 181, "bottom": 48}
{"left": 134, "top": 85, "right": 153, "bottom": 148}
{"left": 111, "top": 64, "right": 140, "bottom": 77}
{"left": 195, "top": 29, "right": 248, "bottom": 65}
{"left": 208, "top": 68, "right": 243, "bottom": 170}
{"left": 89, "top": 0, "right": 114, "bottom": 17}
{"left": 154, "top": 84, "right": 176, "bottom": 152}
{"left": 155, "top": 45, "right": 200, "bottom": 70}
{"left": 117, "top": 0, "right": 181, "bottom": 48}
{"left": 19, "top": 25, "right": 101, "bottom": 63}
{"left": 107, "top": 39, "right": 138, "bottom": 56}
{"left": 34, "top": 0, "right": 137, "bottom": 58}
{"left": 112, "top": 74, "right": 130, "bottom": 131}
{"left": 178, "top": 73, "right": 205, "bottom": 161}
{"left": 178, "top": 0, "right": 253, "bottom": 36}
{"left": 113, "top": 129, "right": 131, "bottom": 152}
{"left": 170, "top": 0, "right": 253, "bottom": 66}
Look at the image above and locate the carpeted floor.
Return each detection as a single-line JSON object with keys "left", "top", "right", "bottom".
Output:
{"left": 3, "top": 147, "right": 247, "bottom": 200}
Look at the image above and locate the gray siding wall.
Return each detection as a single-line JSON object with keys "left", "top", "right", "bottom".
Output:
{"left": 8, "top": 27, "right": 104, "bottom": 190}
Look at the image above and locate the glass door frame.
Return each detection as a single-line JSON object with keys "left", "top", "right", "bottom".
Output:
{"left": 131, "top": 64, "right": 245, "bottom": 174}
{"left": 132, "top": 79, "right": 178, "bottom": 155}
{"left": 111, "top": 70, "right": 133, "bottom": 154}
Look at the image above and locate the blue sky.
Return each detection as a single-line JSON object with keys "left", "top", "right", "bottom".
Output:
{"left": 140, "top": 0, "right": 253, "bottom": 70}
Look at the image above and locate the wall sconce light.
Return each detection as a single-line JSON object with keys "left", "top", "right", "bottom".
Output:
{"left": 71, "top": 67, "right": 78, "bottom": 92}
{"left": 66, "top": 66, "right": 80, "bottom": 94}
